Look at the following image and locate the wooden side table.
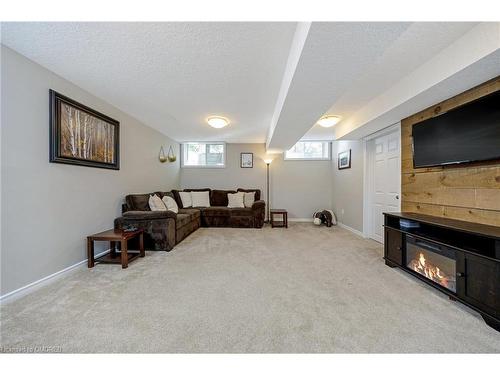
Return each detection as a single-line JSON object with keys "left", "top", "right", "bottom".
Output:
{"left": 87, "top": 229, "right": 144, "bottom": 269}
{"left": 270, "top": 209, "right": 288, "bottom": 228}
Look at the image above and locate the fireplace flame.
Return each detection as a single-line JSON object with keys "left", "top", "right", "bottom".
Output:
{"left": 409, "top": 252, "right": 451, "bottom": 289}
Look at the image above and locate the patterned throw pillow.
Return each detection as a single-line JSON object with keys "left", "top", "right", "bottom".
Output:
{"left": 191, "top": 191, "right": 210, "bottom": 207}
{"left": 149, "top": 194, "right": 167, "bottom": 211}
{"left": 178, "top": 191, "right": 192, "bottom": 208}
{"left": 227, "top": 192, "right": 245, "bottom": 208}
{"left": 162, "top": 195, "right": 179, "bottom": 213}
{"left": 243, "top": 192, "right": 255, "bottom": 208}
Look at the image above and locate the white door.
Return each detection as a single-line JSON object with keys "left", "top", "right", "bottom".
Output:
{"left": 368, "top": 129, "right": 400, "bottom": 243}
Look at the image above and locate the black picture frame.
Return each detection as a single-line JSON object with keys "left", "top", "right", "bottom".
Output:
{"left": 240, "top": 152, "right": 253, "bottom": 168}
{"left": 49, "top": 90, "right": 120, "bottom": 170}
{"left": 338, "top": 149, "right": 351, "bottom": 170}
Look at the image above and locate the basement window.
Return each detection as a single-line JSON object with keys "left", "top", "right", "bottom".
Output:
{"left": 181, "top": 142, "right": 226, "bottom": 168}
{"left": 284, "top": 141, "right": 331, "bottom": 160}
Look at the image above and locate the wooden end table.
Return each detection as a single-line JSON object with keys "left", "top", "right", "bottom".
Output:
{"left": 270, "top": 209, "right": 288, "bottom": 228}
{"left": 87, "top": 229, "right": 144, "bottom": 269}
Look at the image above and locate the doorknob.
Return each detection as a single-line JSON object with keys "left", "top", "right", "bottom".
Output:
{"left": 396, "top": 195, "right": 399, "bottom": 200}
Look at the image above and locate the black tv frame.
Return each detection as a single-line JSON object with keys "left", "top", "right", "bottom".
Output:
{"left": 411, "top": 90, "right": 500, "bottom": 169}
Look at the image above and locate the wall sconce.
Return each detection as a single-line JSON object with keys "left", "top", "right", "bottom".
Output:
{"left": 159, "top": 146, "right": 177, "bottom": 163}
{"left": 167, "top": 146, "right": 177, "bottom": 162}
{"left": 159, "top": 146, "right": 167, "bottom": 163}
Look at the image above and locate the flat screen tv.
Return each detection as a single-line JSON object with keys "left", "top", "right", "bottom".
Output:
{"left": 412, "top": 90, "right": 500, "bottom": 168}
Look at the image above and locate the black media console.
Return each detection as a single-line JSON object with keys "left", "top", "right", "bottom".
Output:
{"left": 383, "top": 212, "right": 500, "bottom": 332}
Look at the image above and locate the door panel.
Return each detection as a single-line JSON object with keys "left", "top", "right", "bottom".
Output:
{"left": 368, "top": 128, "right": 401, "bottom": 243}
{"left": 373, "top": 204, "right": 384, "bottom": 239}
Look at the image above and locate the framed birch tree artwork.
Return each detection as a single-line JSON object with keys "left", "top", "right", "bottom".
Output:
{"left": 49, "top": 90, "right": 120, "bottom": 169}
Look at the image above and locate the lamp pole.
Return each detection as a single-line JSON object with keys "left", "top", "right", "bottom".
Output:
{"left": 266, "top": 161, "right": 270, "bottom": 223}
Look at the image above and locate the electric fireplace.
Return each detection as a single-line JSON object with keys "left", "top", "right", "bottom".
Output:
{"left": 405, "top": 236, "right": 457, "bottom": 293}
{"left": 383, "top": 212, "right": 500, "bottom": 333}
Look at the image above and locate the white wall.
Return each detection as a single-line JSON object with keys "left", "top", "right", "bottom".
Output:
{"left": 331, "top": 140, "right": 364, "bottom": 232}
{"left": 181, "top": 143, "right": 267, "bottom": 195}
{"left": 180, "top": 143, "right": 333, "bottom": 219}
{"left": 270, "top": 155, "right": 332, "bottom": 219}
{"left": 1, "top": 46, "right": 180, "bottom": 296}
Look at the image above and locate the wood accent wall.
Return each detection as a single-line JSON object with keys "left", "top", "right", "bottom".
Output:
{"left": 401, "top": 76, "right": 500, "bottom": 227}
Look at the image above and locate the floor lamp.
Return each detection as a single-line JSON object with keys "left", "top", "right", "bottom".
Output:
{"left": 264, "top": 159, "right": 273, "bottom": 223}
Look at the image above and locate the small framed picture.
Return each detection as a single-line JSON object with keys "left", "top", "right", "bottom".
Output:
{"left": 240, "top": 152, "right": 253, "bottom": 168}
{"left": 338, "top": 149, "right": 351, "bottom": 170}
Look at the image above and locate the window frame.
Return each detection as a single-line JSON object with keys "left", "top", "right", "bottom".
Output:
{"left": 284, "top": 140, "right": 332, "bottom": 161}
{"left": 180, "top": 141, "right": 226, "bottom": 168}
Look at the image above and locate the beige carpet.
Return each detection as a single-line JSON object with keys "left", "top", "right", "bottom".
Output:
{"left": 1, "top": 224, "right": 499, "bottom": 353}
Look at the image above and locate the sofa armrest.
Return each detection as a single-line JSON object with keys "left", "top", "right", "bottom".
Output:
{"left": 251, "top": 200, "right": 265, "bottom": 228}
{"left": 122, "top": 203, "right": 129, "bottom": 214}
{"left": 115, "top": 211, "right": 177, "bottom": 251}
{"left": 122, "top": 210, "right": 177, "bottom": 220}
{"left": 251, "top": 200, "right": 265, "bottom": 211}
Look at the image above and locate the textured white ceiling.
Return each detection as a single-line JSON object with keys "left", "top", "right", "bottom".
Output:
{"left": 266, "top": 22, "right": 413, "bottom": 150}
{"left": 334, "top": 22, "right": 500, "bottom": 140}
{"left": 1, "top": 22, "right": 296, "bottom": 142}
{"left": 1, "top": 21, "right": 491, "bottom": 148}
{"left": 286, "top": 22, "right": 479, "bottom": 143}
{"left": 278, "top": 22, "right": 476, "bottom": 145}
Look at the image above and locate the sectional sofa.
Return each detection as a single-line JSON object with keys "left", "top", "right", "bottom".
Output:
{"left": 114, "top": 188, "right": 265, "bottom": 251}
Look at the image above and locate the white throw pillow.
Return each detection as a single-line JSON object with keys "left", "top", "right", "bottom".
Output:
{"left": 191, "top": 191, "right": 210, "bottom": 207}
{"left": 149, "top": 194, "right": 167, "bottom": 211}
{"left": 178, "top": 191, "right": 192, "bottom": 208}
{"left": 243, "top": 192, "right": 255, "bottom": 208}
{"left": 162, "top": 195, "right": 179, "bottom": 213}
{"left": 227, "top": 192, "right": 245, "bottom": 208}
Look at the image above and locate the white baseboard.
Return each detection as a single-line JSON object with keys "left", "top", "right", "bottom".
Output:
{"left": 0, "top": 249, "right": 110, "bottom": 304}
{"left": 337, "top": 222, "right": 365, "bottom": 238}
{"left": 288, "top": 218, "right": 313, "bottom": 222}
{"left": 289, "top": 219, "right": 365, "bottom": 238}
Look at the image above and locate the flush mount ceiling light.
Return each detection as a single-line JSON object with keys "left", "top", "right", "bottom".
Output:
{"left": 207, "top": 116, "right": 229, "bottom": 129}
{"left": 317, "top": 115, "right": 341, "bottom": 128}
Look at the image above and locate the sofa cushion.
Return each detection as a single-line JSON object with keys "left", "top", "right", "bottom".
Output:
{"left": 178, "top": 208, "right": 201, "bottom": 221}
{"left": 185, "top": 188, "right": 211, "bottom": 193}
{"left": 176, "top": 214, "right": 193, "bottom": 228}
{"left": 126, "top": 194, "right": 152, "bottom": 211}
{"left": 237, "top": 188, "right": 261, "bottom": 201}
{"left": 171, "top": 190, "right": 183, "bottom": 208}
{"left": 176, "top": 219, "right": 200, "bottom": 243}
{"left": 199, "top": 206, "right": 231, "bottom": 217}
{"left": 229, "top": 216, "right": 254, "bottom": 228}
{"left": 210, "top": 190, "right": 236, "bottom": 206}
{"left": 229, "top": 207, "right": 254, "bottom": 216}
{"left": 123, "top": 210, "right": 176, "bottom": 220}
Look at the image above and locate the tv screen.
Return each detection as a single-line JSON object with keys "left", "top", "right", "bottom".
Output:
{"left": 412, "top": 90, "right": 500, "bottom": 168}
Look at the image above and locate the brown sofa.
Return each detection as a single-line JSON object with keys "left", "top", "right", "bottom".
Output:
{"left": 114, "top": 188, "right": 265, "bottom": 251}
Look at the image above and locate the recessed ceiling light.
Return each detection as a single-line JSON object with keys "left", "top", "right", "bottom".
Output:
{"left": 207, "top": 116, "right": 229, "bottom": 129}
{"left": 317, "top": 115, "right": 341, "bottom": 128}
